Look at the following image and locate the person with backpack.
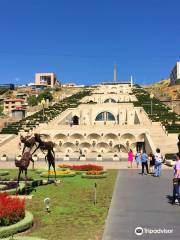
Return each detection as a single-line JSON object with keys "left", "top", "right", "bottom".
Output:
{"left": 141, "top": 150, "right": 149, "bottom": 175}
{"left": 154, "top": 148, "right": 163, "bottom": 177}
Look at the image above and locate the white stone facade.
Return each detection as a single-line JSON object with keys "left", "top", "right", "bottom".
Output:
{"left": 170, "top": 61, "right": 180, "bottom": 85}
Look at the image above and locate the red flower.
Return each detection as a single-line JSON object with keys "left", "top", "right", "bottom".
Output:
{"left": 0, "top": 193, "right": 25, "bottom": 226}
{"left": 69, "top": 164, "right": 103, "bottom": 171}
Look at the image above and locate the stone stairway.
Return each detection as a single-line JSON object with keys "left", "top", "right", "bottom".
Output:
{"left": 0, "top": 135, "right": 21, "bottom": 158}
{"left": 149, "top": 123, "right": 178, "bottom": 154}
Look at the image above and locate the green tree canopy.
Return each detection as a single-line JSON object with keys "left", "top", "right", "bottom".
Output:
{"left": 37, "top": 89, "right": 53, "bottom": 103}
{"left": 27, "top": 95, "right": 38, "bottom": 106}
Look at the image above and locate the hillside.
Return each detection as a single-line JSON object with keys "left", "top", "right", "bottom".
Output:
{"left": 144, "top": 79, "right": 180, "bottom": 114}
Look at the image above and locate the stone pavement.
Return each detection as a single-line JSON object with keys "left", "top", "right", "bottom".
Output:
{"left": 0, "top": 161, "right": 172, "bottom": 170}
{"left": 103, "top": 169, "right": 180, "bottom": 240}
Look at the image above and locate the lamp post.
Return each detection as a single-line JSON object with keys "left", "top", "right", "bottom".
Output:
{"left": 150, "top": 93, "right": 154, "bottom": 115}
{"left": 41, "top": 98, "right": 46, "bottom": 122}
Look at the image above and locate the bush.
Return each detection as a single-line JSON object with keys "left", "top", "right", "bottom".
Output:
{"left": 165, "top": 153, "right": 176, "bottom": 160}
{"left": 0, "top": 193, "right": 25, "bottom": 226}
{"left": 0, "top": 171, "right": 9, "bottom": 176}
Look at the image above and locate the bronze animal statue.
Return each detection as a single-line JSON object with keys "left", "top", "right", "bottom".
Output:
{"left": 32, "top": 133, "right": 55, "bottom": 156}
{"left": 15, "top": 151, "right": 34, "bottom": 194}
{"left": 45, "top": 149, "right": 56, "bottom": 182}
{"left": 20, "top": 135, "right": 37, "bottom": 155}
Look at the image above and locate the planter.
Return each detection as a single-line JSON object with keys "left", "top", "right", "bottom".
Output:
{"left": 165, "top": 159, "right": 176, "bottom": 167}
{"left": 96, "top": 156, "right": 102, "bottom": 161}
{"left": 0, "top": 211, "right": 33, "bottom": 238}
{"left": 32, "top": 155, "right": 38, "bottom": 161}
{"left": 16, "top": 155, "right": 22, "bottom": 161}
{"left": 80, "top": 156, "right": 86, "bottom": 161}
{"left": 63, "top": 156, "right": 69, "bottom": 161}
{"left": 113, "top": 156, "right": 119, "bottom": 161}
{"left": 1, "top": 155, "right": 7, "bottom": 161}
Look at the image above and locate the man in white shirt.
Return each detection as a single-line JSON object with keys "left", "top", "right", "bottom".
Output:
{"left": 154, "top": 148, "right": 163, "bottom": 177}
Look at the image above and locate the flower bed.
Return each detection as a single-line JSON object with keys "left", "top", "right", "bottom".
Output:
{"left": 0, "top": 211, "right": 33, "bottom": 239}
{"left": 0, "top": 182, "right": 25, "bottom": 195}
{"left": 58, "top": 164, "right": 103, "bottom": 171}
{"left": 40, "top": 170, "right": 76, "bottom": 178}
{"left": 58, "top": 164, "right": 71, "bottom": 169}
{"left": 0, "top": 193, "right": 25, "bottom": 226}
{"left": 0, "top": 181, "right": 18, "bottom": 191}
{"left": 82, "top": 170, "right": 107, "bottom": 179}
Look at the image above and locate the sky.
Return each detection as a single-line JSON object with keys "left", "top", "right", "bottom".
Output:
{"left": 0, "top": 0, "right": 179, "bottom": 86}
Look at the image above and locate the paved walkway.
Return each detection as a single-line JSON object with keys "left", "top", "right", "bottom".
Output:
{"left": 0, "top": 161, "right": 172, "bottom": 170}
{"left": 103, "top": 169, "right": 180, "bottom": 240}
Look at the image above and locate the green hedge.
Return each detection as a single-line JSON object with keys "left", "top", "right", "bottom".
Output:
{"left": 81, "top": 173, "right": 108, "bottom": 179}
{"left": 0, "top": 171, "right": 9, "bottom": 176}
{"left": 165, "top": 153, "right": 176, "bottom": 160}
{"left": 40, "top": 172, "right": 76, "bottom": 178}
{"left": 0, "top": 90, "right": 91, "bottom": 135}
{"left": 2, "top": 237, "right": 47, "bottom": 240}
{"left": 0, "top": 183, "right": 25, "bottom": 195}
{"left": 0, "top": 211, "right": 33, "bottom": 238}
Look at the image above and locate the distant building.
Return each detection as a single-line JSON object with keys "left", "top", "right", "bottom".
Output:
{"left": 3, "top": 98, "right": 27, "bottom": 118}
{"left": 16, "top": 93, "right": 29, "bottom": 101}
{"left": 35, "top": 73, "right": 58, "bottom": 88}
{"left": 170, "top": 61, "right": 180, "bottom": 85}
{"left": 30, "top": 84, "right": 47, "bottom": 90}
{"left": 62, "top": 83, "right": 76, "bottom": 87}
{"left": 0, "top": 84, "right": 15, "bottom": 90}
{"left": 62, "top": 83, "right": 85, "bottom": 88}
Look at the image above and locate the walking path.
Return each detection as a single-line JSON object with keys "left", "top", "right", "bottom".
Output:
{"left": 0, "top": 161, "right": 172, "bottom": 170}
{"left": 103, "top": 169, "right": 180, "bottom": 240}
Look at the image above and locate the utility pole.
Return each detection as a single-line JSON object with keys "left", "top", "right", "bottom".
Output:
{"left": 114, "top": 63, "right": 117, "bottom": 82}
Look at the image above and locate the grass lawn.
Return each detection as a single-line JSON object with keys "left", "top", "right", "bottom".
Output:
{"left": 2, "top": 169, "right": 118, "bottom": 240}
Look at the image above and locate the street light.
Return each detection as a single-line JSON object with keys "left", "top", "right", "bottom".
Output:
{"left": 41, "top": 98, "right": 46, "bottom": 122}
{"left": 150, "top": 93, "right": 154, "bottom": 115}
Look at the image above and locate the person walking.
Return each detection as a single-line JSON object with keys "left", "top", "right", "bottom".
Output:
{"left": 128, "top": 149, "right": 133, "bottom": 168}
{"left": 141, "top": 150, "right": 149, "bottom": 175}
{"left": 135, "top": 150, "right": 141, "bottom": 168}
{"left": 148, "top": 153, "right": 155, "bottom": 174}
{"left": 154, "top": 148, "right": 163, "bottom": 177}
{"left": 172, "top": 152, "right": 180, "bottom": 204}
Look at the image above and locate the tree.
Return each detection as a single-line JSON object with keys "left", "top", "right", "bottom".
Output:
{"left": 27, "top": 95, "right": 38, "bottom": 106}
{"left": 37, "top": 89, "right": 53, "bottom": 102}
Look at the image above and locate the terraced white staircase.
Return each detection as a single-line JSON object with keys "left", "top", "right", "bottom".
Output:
{"left": 148, "top": 122, "right": 178, "bottom": 154}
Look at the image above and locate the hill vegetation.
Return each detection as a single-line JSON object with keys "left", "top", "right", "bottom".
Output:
{"left": 145, "top": 79, "right": 180, "bottom": 114}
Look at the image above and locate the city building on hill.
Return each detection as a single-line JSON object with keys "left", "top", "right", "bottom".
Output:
{"left": 62, "top": 83, "right": 76, "bottom": 87}
{"left": 35, "top": 72, "right": 59, "bottom": 88}
{"left": 62, "top": 83, "right": 85, "bottom": 88}
{"left": 16, "top": 93, "right": 29, "bottom": 101}
{"left": 170, "top": 61, "right": 180, "bottom": 85}
{"left": 0, "top": 84, "right": 15, "bottom": 90}
{"left": 3, "top": 98, "right": 27, "bottom": 118}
